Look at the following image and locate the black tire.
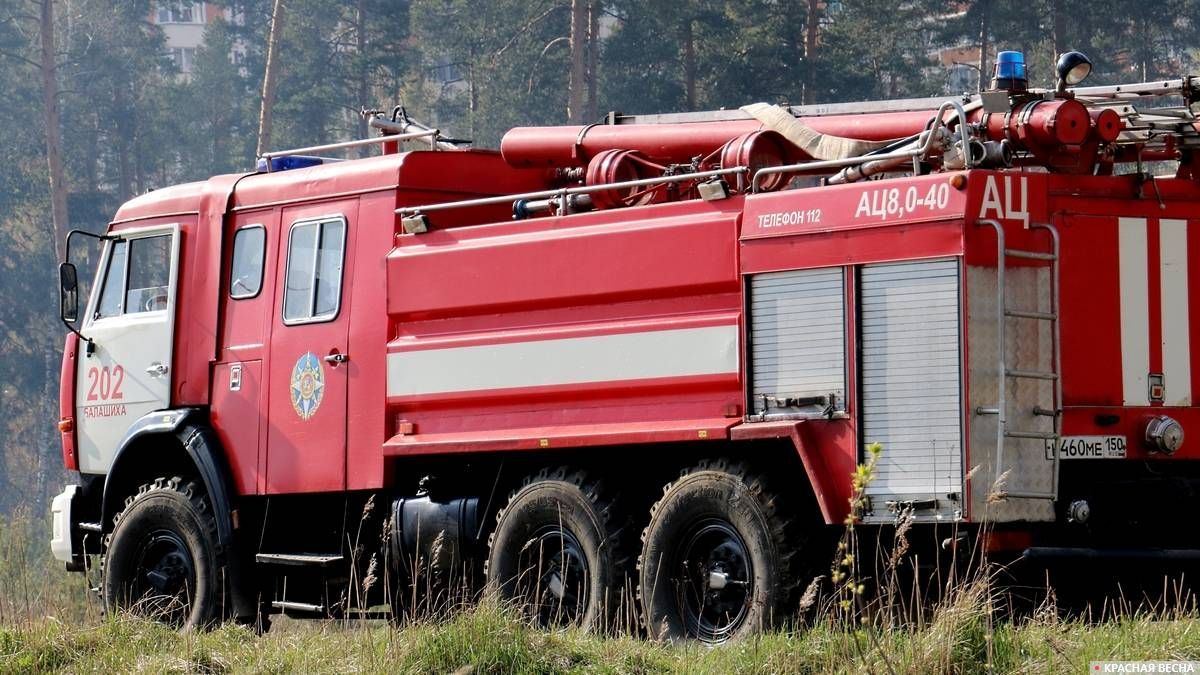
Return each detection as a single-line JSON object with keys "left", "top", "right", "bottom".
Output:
{"left": 103, "top": 477, "right": 223, "bottom": 630}
{"left": 639, "top": 459, "right": 800, "bottom": 643}
{"left": 485, "top": 467, "right": 629, "bottom": 632}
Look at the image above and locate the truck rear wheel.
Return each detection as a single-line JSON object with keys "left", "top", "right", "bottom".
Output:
{"left": 102, "top": 477, "right": 223, "bottom": 630}
{"left": 638, "top": 460, "right": 798, "bottom": 643}
{"left": 485, "top": 467, "right": 628, "bottom": 632}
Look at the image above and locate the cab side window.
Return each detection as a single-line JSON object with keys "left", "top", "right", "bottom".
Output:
{"left": 229, "top": 226, "right": 266, "bottom": 299}
{"left": 283, "top": 217, "right": 345, "bottom": 324}
{"left": 125, "top": 236, "right": 171, "bottom": 313}
{"left": 94, "top": 234, "right": 172, "bottom": 319}
{"left": 95, "top": 240, "right": 128, "bottom": 319}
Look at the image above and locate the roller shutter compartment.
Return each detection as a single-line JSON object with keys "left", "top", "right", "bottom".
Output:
{"left": 860, "top": 259, "right": 963, "bottom": 522}
{"left": 748, "top": 267, "right": 846, "bottom": 419}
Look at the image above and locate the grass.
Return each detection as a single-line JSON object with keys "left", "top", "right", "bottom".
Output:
{"left": 0, "top": 508, "right": 98, "bottom": 629}
{"left": 5, "top": 596, "right": 1200, "bottom": 674}
{"left": 6, "top": 456, "right": 1200, "bottom": 674}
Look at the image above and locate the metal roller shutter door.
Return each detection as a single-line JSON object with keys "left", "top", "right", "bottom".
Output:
{"left": 860, "top": 260, "right": 963, "bottom": 510}
{"left": 749, "top": 267, "right": 846, "bottom": 418}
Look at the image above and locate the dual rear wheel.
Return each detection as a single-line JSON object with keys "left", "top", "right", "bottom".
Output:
{"left": 485, "top": 468, "right": 629, "bottom": 632}
{"left": 639, "top": 461, "right": 800, "bottom": 642}
{"left": 485, "top": 461, "right": 805, "bottom": 642}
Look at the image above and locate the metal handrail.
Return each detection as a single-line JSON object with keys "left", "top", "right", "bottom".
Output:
{"left": 751, "top": 99, "right": 973, "bottom": 192}
{"left": 395, "top": 166, "right": 749, "bottom": 217}
{"left": 259, "top": 129, "right": 440, "bottom": 171}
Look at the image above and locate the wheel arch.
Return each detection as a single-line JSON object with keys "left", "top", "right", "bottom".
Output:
{"left": 100, "top": 407, "right": 256, "bottom": 619}
{"left": 729, "top": 423, "right": 854, "bottom": 525}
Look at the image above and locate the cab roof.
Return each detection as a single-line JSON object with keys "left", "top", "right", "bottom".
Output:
{"left": 110, "top": 149, "right": 530, "bottom": 225}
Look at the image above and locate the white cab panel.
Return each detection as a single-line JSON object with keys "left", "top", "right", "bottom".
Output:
{"left": 75, "top": 224, "right": 180, "bottom": 474}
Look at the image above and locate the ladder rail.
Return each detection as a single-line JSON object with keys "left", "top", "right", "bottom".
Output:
{"left": 612, "top": 75, "right": 1200, "bottom": 125}
{"left": 976, "top": 219, "right": 1062, "bottom": 502}
{"left": 977, "top": 219, "right": 1009, "bottom": 499}
{"left": 1032, "top": 221, "right": 1063, "bottom": 501}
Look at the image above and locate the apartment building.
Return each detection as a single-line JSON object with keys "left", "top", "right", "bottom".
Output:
{"left": 150, "top": 2, "right": 227, "bottom": 76}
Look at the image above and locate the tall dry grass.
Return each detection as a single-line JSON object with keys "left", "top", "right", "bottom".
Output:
{"left": 0, "top": 507, "right": 97, "bottom": 628}
{"left": 4, "top": 585, "right": 1200, "bottom": 673}
{"left": 5, "top": 446, "right": 1200, "bottom": 672}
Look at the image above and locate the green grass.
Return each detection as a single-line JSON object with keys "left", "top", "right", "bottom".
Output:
{"left": 6, "top": 476, "right": 1200, "bottom": 673}
{"left": 3, "top": 594, "right": 1200, "bottom": 674}
{"left": 6, "top": 521, "right": 1200, "bottom": 674}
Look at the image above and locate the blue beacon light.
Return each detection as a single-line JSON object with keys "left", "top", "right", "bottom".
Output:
{"left": 992, "top": 51, "right": 1028, "bottom": 92}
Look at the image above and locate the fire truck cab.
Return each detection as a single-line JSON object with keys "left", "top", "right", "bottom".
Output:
{"left": 48, "top": 51, "right": 1200, "bottom": 640}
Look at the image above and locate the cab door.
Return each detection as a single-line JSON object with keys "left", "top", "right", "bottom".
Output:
{"left": 265, "top": 207, "right": 355, "bottom": 493}
{"left": 75, "top": 224, "right": 180, "bottom": 474}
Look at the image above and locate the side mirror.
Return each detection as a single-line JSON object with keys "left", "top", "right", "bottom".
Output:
{"left": 59, "top": 262, "right": 79, "bottom": 324}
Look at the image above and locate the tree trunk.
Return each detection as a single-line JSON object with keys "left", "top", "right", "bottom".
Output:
{"left": 1138, "top": 16, "right": 1151, "bottom": 80}
{"left": 804, "top": 0, "right": 820, "bottom": 104}
{"left": 85, "top": 113, "right": 99, "bottom": 193}
{"left": 355, "top": 0, "right": 369, "bottom": 156}
{"left": 134, "top": 131, "right": 145, "bottom": 195}
{"left": 39, "top": 0, "right": 68, "bottom": 260}
{"left": 683, "top": 19, "right": 696, "bottom": 109}
{"left": 1051, "top": 0, "right": 1067, "bottom": 56}
{"left": 116, "top": 143, "right": 131, "bottom": 200}
{"left": 468, "top": 45, "right": 478, "bottom": 141}
{"left": 585, "top": 0, "right": 600, "bottom": 121}
{"left": 257, "top": 0, "right": 286, "bottom": 157}
{"left": 977, "top": 0, "right": 991, "bottom": 92}
{"left": 567, "top": 0, "right": 587, "bottom": 123}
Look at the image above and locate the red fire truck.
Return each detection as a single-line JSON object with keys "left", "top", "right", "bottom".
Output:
{"left": 47, "top": 50, "right": 1200, "bottom": 639}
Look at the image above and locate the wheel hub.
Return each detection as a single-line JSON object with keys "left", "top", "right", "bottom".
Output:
{"left": 517, "top": 525, "right": 590, "bottom": 628}
{"left": 130, "top": 529, "right": 196, "bottom": 626}
{"left": 675, "top": 519, "right": 752, "bottom": 642}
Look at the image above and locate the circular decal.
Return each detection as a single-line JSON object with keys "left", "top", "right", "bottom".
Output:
{"left": 290, "top": 352, "right": 325, "bottom": 421}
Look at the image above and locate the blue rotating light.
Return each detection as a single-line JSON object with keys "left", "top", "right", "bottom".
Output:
{"left": 255, "top": 155, "right": 324, "bottom": 172}
{"left": 992, "top": 51, "right": 1028, "bottom": 92}
{"left": 995, "top": 51, "right": 1026, "bottom": 80}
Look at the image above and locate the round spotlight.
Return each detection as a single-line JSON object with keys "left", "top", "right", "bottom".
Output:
{"left": 1056, "top": 51, "right": 1093, "bottom": 90}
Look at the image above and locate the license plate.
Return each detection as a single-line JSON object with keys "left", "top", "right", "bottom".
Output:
{"left": 1044, "top": 435, "right": 1127, "bottom": 460}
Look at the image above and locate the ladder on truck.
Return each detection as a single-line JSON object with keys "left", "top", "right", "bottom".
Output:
{"left": 976, "top": 219, "right": 1062, "bottom": 501}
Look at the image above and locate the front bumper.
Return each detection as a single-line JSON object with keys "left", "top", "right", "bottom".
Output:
{"left": 50, "top": 484, "right": 79, "bottom": 563}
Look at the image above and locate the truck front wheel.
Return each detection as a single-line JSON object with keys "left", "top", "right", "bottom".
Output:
{"left": 485, "top": 467, "right": 628, "bottom": 632}
{"left": 102, "top": 477, "right": 223, "bottom": 630}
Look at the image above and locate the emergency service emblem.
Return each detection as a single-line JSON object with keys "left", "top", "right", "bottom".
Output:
{"left": 290, "top": 352, "right": 325, "bottom": 421}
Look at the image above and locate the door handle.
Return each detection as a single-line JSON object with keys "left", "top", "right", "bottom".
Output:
{"left": 324, "top": 353, "right": 348, "bottom": 364}
{"left": 146, "top": 362, "right": 169, "bottom": 376}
